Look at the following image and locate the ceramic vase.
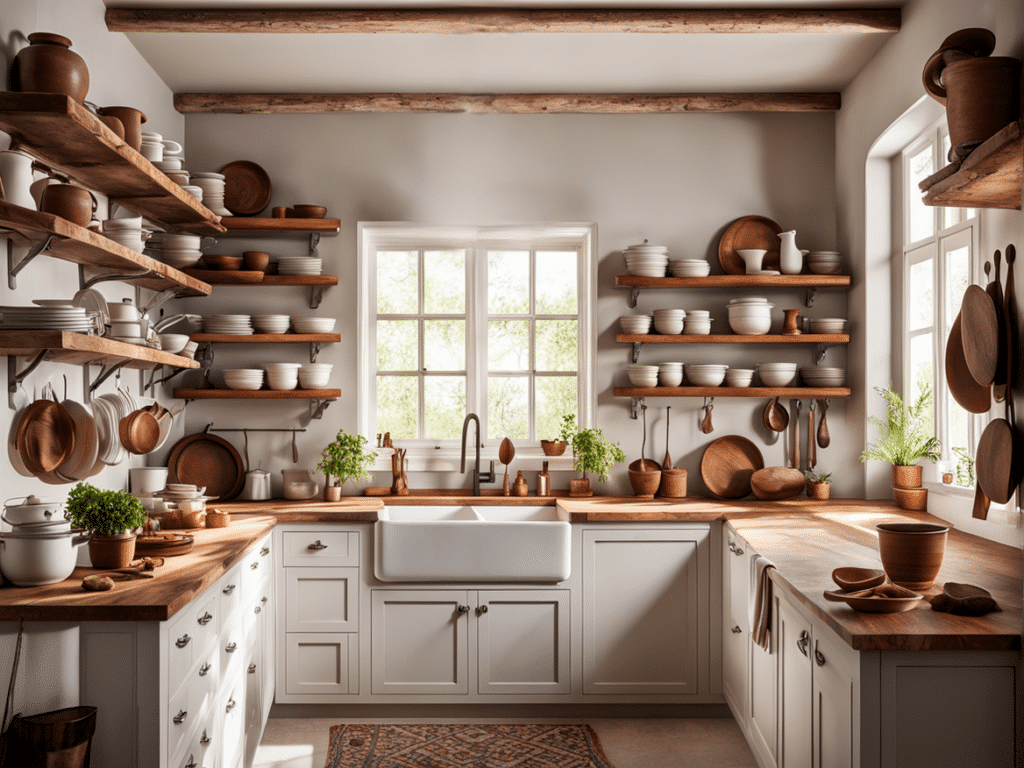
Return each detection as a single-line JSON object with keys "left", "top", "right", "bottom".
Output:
{"left": 0, "top": 149, "right": 38, "bottom": 209}
{"left": 628, "top": 469, "right": 661, "bottom": 499}
{"left": 941, "top": 57, "right": 1021, "bottom": 154}
{"left": 658, "top": 468, "right": 688, "bottom": 498}
{"left": 540, "top": 440, "right": 567, "bottom": 456}
{"left": 876, "top": 522, "right": 947, "bottom": 589}
{"left": 40, "top": 183, "right": 95, "bottom": 226}
{"left": 12, "top": 32, "right": 89, "bottom": 103}
{"left": 778, "top": 231, "right": 803, "bottom": 275}
{"left": 324, "top": 485, "right": 342, "bottom": 502}
{"left": 569, "top": 478, "right": 592, "bottom": 497}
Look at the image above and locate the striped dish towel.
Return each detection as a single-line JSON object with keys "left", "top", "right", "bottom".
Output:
{"left": 750, "top": 555, "right": 776, "bottom": 651}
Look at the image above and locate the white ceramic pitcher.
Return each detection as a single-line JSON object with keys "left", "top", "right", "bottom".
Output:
{"left": 778, "top": 230, "right": 803, "bottom": 275}
{"left": 0, "top": 149, "right": 37, "bottom": 209}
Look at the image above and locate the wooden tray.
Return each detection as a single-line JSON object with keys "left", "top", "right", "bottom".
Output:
{"left": 166, "top": 433, "right": 245, "bottom": 501}
{"left": 717, "top": 215, "right": 783, "bottom": 275}
{"left": 700, "top": 435, "right": 764, "bottom": 499}
{"left": 135, "top": 533, "right": 194, "bottom": 557}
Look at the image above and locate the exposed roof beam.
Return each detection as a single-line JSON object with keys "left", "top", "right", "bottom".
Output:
{"left": 108, "top": 8, "right": 901, "bottom": 35}
{"left": 173, "top": 92, "right": 841, "bottom": 114}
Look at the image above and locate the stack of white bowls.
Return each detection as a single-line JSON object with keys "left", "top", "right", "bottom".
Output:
{"left": 140, "top": 131, "right": 164, "bottom": 162}
{"left": 623, "top": 242, "right": 669, "bottom": 277}
{"left": 683, "top": 310, "right": 712, "bottom": 335}
{"left": 806, "top": 251, "right": 843, "bottom": 274}
{"left": 652, "top": 308, "right": 685, "bottom": 335}
{"left": 626, "top": 364, "right": 659, "bottom": 387}
{"left": 724, "top": 368, "right": 755, "bottom": 387}
{"left": 808, "top": 317, "right": 848, "bottom": 335}
{"left": 758, "top": 362, "right": 798, "bottom": 386}
{"left": 162, "top": 168, "right": 189, "bottom": 187}
{"left": 686, "top": 364, "right": 728, "bottom": 387}
{"left": 278, "top": 256, "right": 323, "bottom": 276}
{"left": 190, "top": 172, "right": 230, "bottom": 216}
{"left": 150, "top": 232, "right": 213, "bottom": 269}
{"left": 252, "top": 314, "right": 291, "bottom": 334}
{"left": 657, "top": 362, "right": 684, "bottom": 387}
{"left": 799, "top": 367, "right": 846, "bottom": 387}
{"left": 291, "top": 316, "right": 337, "bottom": 333}
{"left": 669, "top": 259, "right": 711, "bottom": 277}
{"left": 727, "top": 297, "right": 774, "bottom": 335}
{"left": 299, "top": 363, "right": 334, "bottom": 389}
{"left": 223, "top": 369, "right": 264, "bottom": 391}
{"left": 180, "top": 185, "right": 204, "bottom": 203}
{"left": 102, "top": 217, "right": 149, "bottom": 254}
{"left": 264, "top": 362, "right": 301, "bottom": 390}
{"left": 619, "top": 315, "right": 652, "bottom": 334}
{"left": 203, "top": 314, "right": 254, "bottom": 335}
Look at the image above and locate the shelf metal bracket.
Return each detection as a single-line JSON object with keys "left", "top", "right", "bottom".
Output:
{"left": 805, "top": 287, "right": 817, "bottom": 308}
{"left": 309, "top": 286, "right": 325, "bottom": 309}
{"left": 8, "top": 352, "right": 47, "bottom": 409}
{"left": 8, "top": 234, "right": 57, "bottom": 289}
{"left": 631, "top": 342, "right": 643, "bottom": 364}
{"left": 629, "top": 396, "right": 645, "bottom": 420}
{"left": 309, "top": 398, "right": 335, "bottom": 420}
{"left": 813, "top": 343, "right": 833, "bottom": 365}
{"left": 196, "top": 342, "right": 214, "bottom": 366}
{"left": 309, "top": 342, "right": 322, "bottom": 363}
{"left": 145, "top": 364, "right": 189, "bottom": 394}
{"left": 80, "top": 266, "right": 154, "bottom": 290}
{"left": 628, "top": 286, "right": 641, "bottom": 309}
{"left": 83, "top": 359, "right": 132, "bottom": 404}
{"left": 308, "top": 232, "right": 321, "bottom": 258}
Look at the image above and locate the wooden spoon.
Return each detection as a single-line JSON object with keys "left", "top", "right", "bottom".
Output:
{"left": 629, "top": 404, "right": 661, "bottom": 471}
{"left": 700, "top": 401, "right": 714, "bottom": 434}
{"left": 987, "top": 254, "right": 1007, "bottom": 402}
{"left": 763, "top": 397, "right": 789, "bottom": 432}
{"left": 662, "top": 407, "right": 673, "bottom": 470}
{"left": 499, "top": 437, "right": 515, "bottom": 495}
{"left": 816, "top": 399, "right": 830, "bottom": 448}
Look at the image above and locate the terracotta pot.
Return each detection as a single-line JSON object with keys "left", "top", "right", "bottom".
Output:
{"left": 568, "top": 478, "right": 592, "bottom": 497}
{"left": 892, "top": 464, "right": 923, "bottom": 489}
{"left": 628, "top": 468, "right": 661, "bottom": 499}
{"left": 806, "top": 481, "right": 831, "bottom": 500}
{"left": 876, "top": 522, "right": 948, "bottom": 590}
{"left": 892, "top": 485, "right": 928, "bottom": 511}
{"left": 540, "top": 440, "right": 567, "bottom": 457}
{"left": 88, "top": 532, "right": 136, "bottom": 570}
{"left": 942, "top": 57, "right": 1021, "bottom": 154}
{"left": 658, "top": 468, "right": 688, "bottom": 498}
{"left": 97, "top": 106, "right": 147, "bottom": 151}
{"left": 97, "top": 113, "right": 125, "bottom": 140}
{"left": 12, "top": 32, "right": 89, "bottom": 104}
{"left": 40, "top": 183, "right": 96, "bottom": 227}
{"left": 324, "top": 485, "right": 343, "bottom": 502}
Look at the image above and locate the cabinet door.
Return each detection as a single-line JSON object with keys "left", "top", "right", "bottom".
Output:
{"left": 244, "top": 641, "right": 262, "bottom": 768}
{"left": 582, "top": 527, "right": 708, "bottom": 695}
{"left": 777, "top": 597, "right": 813, "bottom": 768}
{"left": 476, "top": 590, "right": 570, "bottom": 695}
{"left": 285, "top": 567, "right": 358, "bottom": 632}
{"left": 285, "top": 633, "right": 359, "bottom": 695}
{"left": 748, "top": 591, "right": 779, "bottom": 768}
{"left": 722, "top": 531, "right": 750, "bottom": 721}
{"left": 370, "top": 590, "right": 470, "bottom": 695}
{"left": 811, "top": 630, "right": 855, "bottom": 768}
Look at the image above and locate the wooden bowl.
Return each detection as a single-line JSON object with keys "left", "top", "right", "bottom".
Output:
{"left": 832, "top": 567, "right": 886, "bottom": 591}
{"left": 750, "top": 466, "right": 805, "bottom": 500}
{"left": 202, "top": 254, "right": 243, "bottom": 271}
{"left": 628, "top": 468, "right": 662, "bottom": 499}
{"left": 892, "top": 485, "right": 928, "bottom": 510}
{"left": 822, "top": 583, "right": 924, "bottom": 613}
{"left": 540, "top": 440, "right": 567, "bottom": 456}
{"left": 291, "top": 204, "right": 327, "bottom": 219}
{"left": 876, "top": 522, "right": 948, "bottom": 590}
{"left": 242, "top": 251, "right": 270, "bottom": 272}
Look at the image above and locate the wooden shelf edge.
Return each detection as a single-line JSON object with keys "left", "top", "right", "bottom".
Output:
{"left": 919, "top": 119, "right": 1023, "bottom": 210}
{"left": 190, "top": 333, "right": 341, "bottom": 343}
{"left": 182, "top": 270, "right": 339, "bottom": 287}
{"left": 615, "top": 333, "right": 849, "bottom": 344}
{"left": 173, "top": 388, "right": 340, "bottom": 399}
{"left": 615, "top": 274, "right": 851, "bottom": 287}
{"left": 613, "top": 386, "right": 851, "bottom": 398}
{"left": 0, "top": 331, "right": 200, "bottom": 370}
{"left": 218, "top": 217, "right": 341, "bottom": 234}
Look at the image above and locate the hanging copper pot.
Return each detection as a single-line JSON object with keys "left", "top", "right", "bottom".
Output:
{"left": 11, "top": 33, "right": 89, "bottom": 104}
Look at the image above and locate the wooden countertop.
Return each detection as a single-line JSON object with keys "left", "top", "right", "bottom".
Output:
{"left": 213, "top": 498, "right": 384, "bottom": 522}
{"left": 0, "top": 516, "right": 276, "bottom": 622}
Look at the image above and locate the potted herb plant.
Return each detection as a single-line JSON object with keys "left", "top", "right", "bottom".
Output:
{"left": 858, "top": 383, "right": 940, "bottom": 490}
{"left": 541, "top": 414, "right": 576, "bottom": 457}
{"left": 316, "top": 429, "right": 378, "bottom": 501}
{"left": 804, "top": 471, "right": 832, "bottom": 500}
{"left": 568, "top": 425, "right": 626, "bottom": 497}
{"left": 65, "top": 482, "right": 148, "bottom": 569}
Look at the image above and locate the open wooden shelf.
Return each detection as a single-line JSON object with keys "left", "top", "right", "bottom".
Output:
{"left": 616, "top": 333, "right": 848, "bottom": 344}
{"left": 190, "top": 333, "right": 340, "bottom": 343}
{"left": 173, "top": 388, "right": 340, "bottom": 400}
{"left": 180, "top": 270, "right": 338, "bottom": 287}
{"left": 614, "top": 386, "right": 850, "bottom": 398}
{"left": 0, "top": 93, "right": 224, "bottom": 234}
{"left": 919, "top": 119, "right": 1022, "bottom": 210}
{"left": 0, "top": 331, "right": 201, "bottom": 370}
{"left": 217, "top": 217, "right": 341, "bottom": 236}
{"left": 0, "top": 202, "right": 212, "bottom": 296}
{"left": 615, "top": 274, "right": 851, "bottom": 288}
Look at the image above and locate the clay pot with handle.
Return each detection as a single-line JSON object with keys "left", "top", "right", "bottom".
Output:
{"left": 12, "top": 32, "right": 89, "bottom": 103}
{"left": 97, "top": 106, "right": 147, "bottom": 151}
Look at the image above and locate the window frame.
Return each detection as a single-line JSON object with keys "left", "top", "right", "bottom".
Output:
{"left": 357, "top": 222, "right": 597, "bottom": 470}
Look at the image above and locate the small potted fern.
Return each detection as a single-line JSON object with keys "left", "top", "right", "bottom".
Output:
{"left": 317, "top": 429, "right": 378, "bottom": 501}
{"left": 804, "top": 471, "right": 832, "bottom": 500}
{"left": 858, "top": 383, "right": 940, "bottom": 490}
{"left": 65, "top": 483, "right": 148, "bottom": 569}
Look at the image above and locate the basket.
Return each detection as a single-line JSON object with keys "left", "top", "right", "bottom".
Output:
{"left": 205, "top": 509, "right": 230, "bottom": 528}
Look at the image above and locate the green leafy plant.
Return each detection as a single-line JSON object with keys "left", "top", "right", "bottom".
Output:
{"left": 316, "top": 429, "right": 378, "bottom": 489}
{"left": 858, "top": 383, "right": 941, "bottom": 467}
{"left": 555, "top": 414, "right": 577, "bottom": 445}
{"left": 804, "top": 471, "right": 832, "bottom": 485}
{"left": 65, "top": 483, "right": 147, "bottom": 535}
{"left": 570, "top": 426, "right": 626, "bottom": 482}
{"left": 952, "top": 447, "right": 975, "bottom": 487}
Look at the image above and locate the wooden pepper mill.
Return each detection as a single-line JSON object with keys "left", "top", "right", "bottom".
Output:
{"left": 512, "top": 470, "right": 529, "bottom": 496}
{"left": 782, "top": 309, "right": 802, "bottom": 335}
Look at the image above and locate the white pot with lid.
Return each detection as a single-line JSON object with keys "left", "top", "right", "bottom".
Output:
{"left": 3, "top": 495, "right": 65, "bottom": 525}
{"left": 0, "top": 529, "right": 91, "bottom": 586}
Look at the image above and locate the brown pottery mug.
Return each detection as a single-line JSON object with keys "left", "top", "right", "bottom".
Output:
{"left": 40, "top": 184, "right": 96, "bottom": 227}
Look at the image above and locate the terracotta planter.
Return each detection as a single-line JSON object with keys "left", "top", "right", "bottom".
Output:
{"left": 12, "top": 32, "right": 89, "bottom": 103}
{"left": 892, "top": 464, "right": 923, "bottom": 489}
{"left": 540, "top": 440, "right": 567, "bottom": 457}
{"left": 806, "top": 481, "right": 831, "bottom": 500}
{"left": 657, "top": 468, "right": 688, "bottom": 498}
{"left": 892, "top": 485, "right": 928, "bottom": 511}
{"left": 324, "top": 485, "right": 342, "bottom": 502}
{"left": 568, "top": 478, "right": 592, "bottom": 497}
{"left": 97, "top": 106, "right": 147, "bottom": 151}
{"left": 876, "top": 522, "right": 948, "bottom": 590}
{"left": 628, "top": 468, "right": 661, "bottom": 500}
{"left": 88, "top": 532, "right": 136, "bottom": 570}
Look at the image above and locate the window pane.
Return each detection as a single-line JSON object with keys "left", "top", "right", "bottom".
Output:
{"left": 945, "top": 243, "right": 970, "bottom": 334}
{"left": 536, "top": 320, "right": 577, "bottom": 372}
{"left": 488, "top": 320, "right": 530, "bottom": 371}
{"left": 536, "top": 376, "right": 577, "bottom": 440}
{"left": 377, "top": 320, "right": 418, "bottom": 371}
{"left": 424, "top": 319, "right": 465, "bottom": 371}
{"left": 536, "top": 251, "right": 578, "bottom": 314}
{"left": 948, "top": 393, "right": 970, "bottom": 474}
{"left": 376, "top": 376, "right": 417, "bottom": 439}
{"left": 424, "top": 377, "right": 466, "bottom": 440}
{"left": 908, "top": 259, "right": 934, "bottom": 331}
{"left": 377, "top": 251, "right": 419, "bottom": 314}
{"left": 488, "top": 376, "right": 528, "bottom": 440}
{"left": 424, "top": 250, "right": 466, "bottom": 314}
{"left": 908, "top": 144, "right": 935, "bottom": 243}
{"left": 488, "top": 251, "right": 530, "bottom": 314}
{"left": 909, "top": 332, "right": 935, "bottom": 437}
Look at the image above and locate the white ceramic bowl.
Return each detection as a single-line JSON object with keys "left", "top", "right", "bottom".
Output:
{"left": 291, "top": 317, "right": 337, "bottom": 334}
{"left": 628, "top": 370, "right": 659, "bottom": 386}
{"left": 620, "top": 315, "right": 652, "bottom": 334}
{"left": 628, "top": 267, "right": 668, "bottom": 277}
{"left": 298, "top": 371, "right": 331, "bottom": 389}
{"left": 626, "top": 364, "right": 659, "bottom": 374}
{"left": 729, "top": 316, "right": 772, "bottom": 335}
{"left": 654, "top": 319, "right": 684, "bottom": 335}
{"left": 267, "top": 376, "right": 299, "bottom": 391}
{"left": 158, "top": 333, "right": 190, "bottom": 354}
{"left": 683, "top": 319, "right": 712, "bottom": 335}
{"left": 685, "top": 310, "right": 711, "bottom": 318}
{"left": 686, "top": 367, "right": 727, "bottom": 387}
{"left": 658, "top": 369, "right": 683, "bottom": 387}
{"left": 758, "top": 365, "right": 798, "bottom": 386}
{"left": 808, "top": 319, "right": 848, "bottom": 334}
{"left": 724, "top": 368, "right": 755, "bottom": 387}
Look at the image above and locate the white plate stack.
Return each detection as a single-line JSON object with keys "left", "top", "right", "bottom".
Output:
{"left": 277, "top": 257, "right": 323, "bottom": 276}
{"left": 222, "top": 369, "right": 265, "bottom": 391}
{"left": 799, "top": 367, "right": 847, "bottom": 387}
{"left": 652, "top": 308, "right": 686, "bottom": 335}
{"left": 0, "top": 305, "right": 98, "bottom": 334}
{"left": 202, "top": 314, "right": 254, "bottom": 335}
{"left": 290, "top": 316, "right": 336, "bottom": 333}
{"left": 252, "top": 315, "right": 291, "bottom": 334}
{"left": 190, "top": 172, "right": 230, "bottom": 216}
{"left": 669, "top": 259, "right": 711, "bottom": 277}
{"left": 623, "top": 242, "right": 669, "bottom": 277}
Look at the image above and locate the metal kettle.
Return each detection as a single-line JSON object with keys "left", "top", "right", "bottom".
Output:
{"left": 240, "top": 470, "right": 271, "bottom": 501}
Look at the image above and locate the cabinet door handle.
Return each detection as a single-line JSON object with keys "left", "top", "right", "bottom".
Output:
{"left": 200, "top": 730, "right": 210, "bottom": 745}
{"left": 222, "top": 584, "right": 236, "bottom": 595}
{"left": 173, "top": 709, "right": 188, "bottom": 724}
{"left": 456, "top": 605, "right": 470, "bottom": 614}
{"left": 225, "top": 642, "right": 237, "bottom": 653}
{"left": 728, "top": 540, "right": 736, "bottom": 553}
{"left": 308, "top": 540, "right": 328, "bottom": 550}
{"left": 254, "top": 605, "right": 261, "bottom": 614}
{"left": 797, "top": 630, "right": 810, "bottom": 657}
{"left": 734, "top": 545, "right": 744, "bottom": 556}
{"left": 251, "top": 561, "right": 259, "bottom": 570}
{"left": 731, "top": 625, "right": 742, "bottom": 634}
{"left": 261, "top": 596, "right": 268, "bottom": 604}
{"left": 476, "top": 605, "right": 489, "bottom": 615}
{"left": 249, "top": 663, "right": 257, "bottom": 674}
{"left": 260, "top": 546, "right": 270, "bottom": 556}
{"left": 185, "top": 756, "right": 196, "bottom": 768}
{"left": 814, "top": 640, "right": 826, "bottom": 667}
{"left": 198, "top": 611, "right": 213, "bottom": 626}
{"left": 199, "top": 662, "right": 211, "bottom": 677}
{"left": 226, "top": 698, "right": 236, "bottom": 712}
{"left": 176, "top": 634, "right": 191, "bottom": 649}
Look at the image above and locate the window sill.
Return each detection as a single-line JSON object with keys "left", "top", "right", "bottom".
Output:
{"left": 371, "top": 446, "right": 577, "bottom": 473}
{"left": 922, "top": 479, "right": 975, "bottom": 499}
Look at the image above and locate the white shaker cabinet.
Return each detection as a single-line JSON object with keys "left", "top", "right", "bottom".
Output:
{"left": 722, "top": 531, "right": 750, "bottom": 721}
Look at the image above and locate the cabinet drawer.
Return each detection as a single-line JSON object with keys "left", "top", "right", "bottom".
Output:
{"left": 166, "top": 684, "right": 192, "bottom": 766}
{"left": 218, "top": 563, "right": 242, "bottom": 621}
{"left": 282, "top": 530, "right": 358, "bottom": 567}
{"left": 221, "top": 676, "right": 245, "bottom": 768}
{"left": 285, "top": 567, "right": 358, "bottom": 632}
{"left": 285, "top": 633, "right": 359, "bottom": 695}
{"left": 241, "top": 535, "right": 272, "bottom": 597}
{"left": 168, "top": 592, "right": 218, "bottom": 695}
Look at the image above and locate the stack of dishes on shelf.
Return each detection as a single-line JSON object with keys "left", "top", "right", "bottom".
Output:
{"left": 619, "top": 315, "right": 652, "bottom": 334}
{"left": 180, "top": 185, "right": 204, "bottom": 203}
{"left": 139, "top": 131, "right": 164, "bottom": 162}
{"left": 101, "top": 217, "right": 150, "bottom": 254}
{"left": 252, "top": 315, "right": 291, "bottom": 334}
{"left": 724, "top": 368, "right": 755, "bottom": 387}
{"left": 657, "top": 362, "right": 684, "bottom": 387}
{"left": 263, "top": 363, "right": 301, "bottom": 390}
{"left": 299, "top": 363, "right": 333, "bottom": 389}
{"left": 669, "top": 259, "right": 711, "bottom": 277}
{"left": 291, "top": 316, "right": 336, "bottom": 333}
{"left": 203, "top": 314, "right": 253, "bottom": 335}
{"left": 686, "top": 364, "right": 728, "bottom": 387}
{"left": 222, "top": 369, "right": 265, "bottom": 391}
{"left": 277, "top": 256, "right": 323, "bottom": 276}
{"left": 623, "top": 242, "right": 669, "bottom": 277}
{"left": 799, "top": 367, "right": 847, "bottom": 387}
{"left": 652, "top": 308, "right": 686, "bottom": 335}
{"left": 727, "top": 297, "right": 774, "bottom": 335}
{"left": 806, "top": 251, "right": 843, "bottom": 274}
{"left": 148, "top": 232, "right": 214, "bottom": 269}
{"left": 808, "top": 317, "right": 848, "bottom": 335}
{"left": 682, "top": 310, "right": 712, "bottom": 335}
{"left": 190, "top": 172, "right": 230, "bottom": 216}
{"left": 626, "top": 364, "right": 659, "bottom": 387}
{"left": 757, "top": 362, "right": 798, "bottom": 386}
{"left": 0, "top": 304, "right": 99, "bottom": 334}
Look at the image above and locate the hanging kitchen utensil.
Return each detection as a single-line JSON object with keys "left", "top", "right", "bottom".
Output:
{"left": 243, "top": 429, "right": 249, "bottom": 473}
{"left": 1005, "top": 245, "right": 1023, "bottom": 389}
{"left": 629, "top": 404, "right": 661, "bottom": 472}
{"left": 763, "top": 397, "right": 789, "bottom": 433}
{"left": 498, "top": 437, "right": 515, "bottom": 496}
{"left": 972, "top": 481, "right": 991, "bottom": 520}
{"left": 946, "top": 311, "right": 992, "bottom": 413}
{"left": 700, "top": 435, "right": 764, "bottom": 499}
{"left": 816, "top": 399, "right": 830, "bottom": 448}
{"left": 959, "top": 284, "right": 1000, "bottom": 387}
{"left": 16, "top": 398, "right": 76, "bottom": 475}
{"left": 292, "top": 430, "right": 298, "bottom": 463}
{"left": 808, "top": 399, "right": 816, "bottom": 469}
{"left": 700, "top": 399, "right": 714, "bottom": 434}
{"left": 662, "top": 406, "right": 673, "bottom": 470}
{"left": 790, "top": 400, "right": 801, "bottom": 470}
{"left": 987, "top": 252, "right": 1007, "bottom": 402}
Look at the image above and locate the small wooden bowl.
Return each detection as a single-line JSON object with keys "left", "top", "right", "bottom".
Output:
{"left": 364, "top": 487, "right": 392, "bottom": 497}
{"left": 205, "top": 509, "right": 230, "bottom": 528}
{"left": 242, "top": 251, "right": 270, "bottom": 272}
{"left": 540, "top": 440, "right": 567, "bottom": 456}
{"left": 832, "top": 567, "right": 886, "bottom": 591}
{"left": 291, "top": 204, "right": 327, "bottom": 219}
{"left": 203, "top": 254, "right": 243, "bottom": 271}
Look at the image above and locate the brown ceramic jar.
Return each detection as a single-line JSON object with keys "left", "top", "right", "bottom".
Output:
{"left": 40, "top": 184, "right": 96, "bottom": 227}
{"left": 12, "top": 32, "right": 89, "bottom": 103}
{"left": 96, "top": 106, "right": 147, "bottom": 151}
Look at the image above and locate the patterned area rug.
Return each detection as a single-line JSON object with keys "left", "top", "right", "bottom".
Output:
{"left": 323, "top": 724, "right": 617, "bottom": 768}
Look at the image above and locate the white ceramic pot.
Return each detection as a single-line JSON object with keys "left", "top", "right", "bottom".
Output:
{"left": 240, "top": 470, "right": 272, "bottom": 501}
{"left": 108, "top": 299, "right": 141, "bottom": 322}
{"left": 129, "top": 467, "right": 169, "bottom": 495}
{"left": 0, "top": 529, "right": 90, "bottom": 586}
{"left": 0, "top": 149, "right": 37, "bottom": 209}
{"left": 3, "top": 495, "right": 64, "bottom": 525}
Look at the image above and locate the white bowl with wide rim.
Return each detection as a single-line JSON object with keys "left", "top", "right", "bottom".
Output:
{"left": 686, "top": 366, "right": 727, "bottom": 386}
{"left": 758, "top": 364, "right": 798, "bottom": 386}
{"left": 724, "top": 368, "right": 755, "bottom": 387}
{"left": 729, "top": 315, "right": 772, "bottom": 335}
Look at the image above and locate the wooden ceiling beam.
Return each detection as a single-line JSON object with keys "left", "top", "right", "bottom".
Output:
{"left": 174, "top": 92, "right": 841, "bottom": 114}
{"left": 108, "top": 8, "right": 901, "bottom": 35}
